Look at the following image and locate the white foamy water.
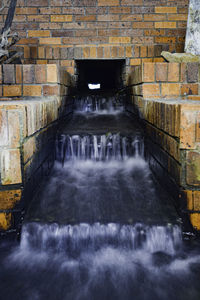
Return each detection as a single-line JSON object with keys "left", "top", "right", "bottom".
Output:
{"left": 56, "top": 134, "right": 144, "bottom": 162}
{"left": 74, "top": 95, "right": 123, "bottom": 114}
{"left": 2, "top": 221, "right": 200, "bottom": 300}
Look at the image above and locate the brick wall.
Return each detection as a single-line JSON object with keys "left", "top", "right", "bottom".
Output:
{"left": 126, "top": 62, "right": 200, "bottom": 230}
{"left": 0, "top": 0, "right": 189, "bottom": 76}
{"left": 0, "top": 64, "right": 73, "bottom": 235}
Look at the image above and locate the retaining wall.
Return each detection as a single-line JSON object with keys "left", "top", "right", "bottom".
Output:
{"left": 0, "top": 64, "right": 73, "bottom": 235}
{"left": 0, "top": 0, "right": 189, "bottom": 76}
{"left": 127, "top": 62, "right": 200, "bottom": 230}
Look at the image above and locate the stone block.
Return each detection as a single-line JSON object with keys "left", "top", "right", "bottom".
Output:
{"left": 0, "top": 190, "right": 21, "bottom": 210}
{"left": 0, "top": 149, "right": 22, "bottom": 185}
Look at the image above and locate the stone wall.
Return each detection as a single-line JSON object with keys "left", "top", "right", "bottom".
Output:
{"left": 127, "top": 62, "right": 200, "bottom": 230}
{"left": 0, "top": 0, "right": 189, "bottom": 75}
{"left": 0, "top": 64, "right": 73, "bottom": 235}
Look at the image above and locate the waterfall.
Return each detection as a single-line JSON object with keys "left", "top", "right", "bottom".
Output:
{"left": 56, "top": 134, "right": 144, "bottom": 163}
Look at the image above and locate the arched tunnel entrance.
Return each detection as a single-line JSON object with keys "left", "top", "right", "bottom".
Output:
{"left": 75, "top": 59, "right": 125, "bottom": 92}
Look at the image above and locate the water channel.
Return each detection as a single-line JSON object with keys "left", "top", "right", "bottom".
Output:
{"left": 1, "top": 94, "right": 200, "bottom": 300}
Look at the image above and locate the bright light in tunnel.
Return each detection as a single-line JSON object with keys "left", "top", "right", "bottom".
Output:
{"left": 88, "top": 83, "right": 101, "bottom": 90}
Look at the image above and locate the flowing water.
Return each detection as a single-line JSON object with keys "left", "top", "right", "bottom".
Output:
{"left": 1, "top": 94, "right": 200, "bottom": 300}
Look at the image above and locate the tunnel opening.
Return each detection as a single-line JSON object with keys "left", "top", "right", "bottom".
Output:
{"left": 75, "top": 59, "right": 125, "bottom": 93}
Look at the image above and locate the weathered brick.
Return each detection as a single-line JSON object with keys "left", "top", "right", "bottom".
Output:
{"left": 155, "top": 22, "right": 176, "bottom": 29}
{"left": 51, "top": 15, "right": 73, "bottom": 22}
{"left": 3, "top": 85, "right": 22, "bottom": 97}
{"left": 35, "top": 65, "right": 46, "bottom": 83}
{"left": 23, "top": 85, "right": 42, "bottom": 96}
{"left": 98, "top": 0, "right": 119, "bottom": 6}
{"left": 187, "top": 63, "right": 199, "bottom": 83}
{"left": 83, "top": 47, "right": 90, "bottom": 58}
{"left": 161, "top": 83, "right": 180, "bottom": 97}
{"left": 0, "top": 190, "right": 21, "bottom": 210}
{"left": 143, "top": 83, "right": 160, "bottom": 97}
{"left": 0, "top": 213, "right": 12, "bottom": 230}
{"left": 130, "top": 58, "right": 141, "bottom": 66}
{"left": 23, "top": 65, "right": 35, "bottom": 83}
{"left": 28, "top": 30, "right": 51, "bottom": 37}
{"left": 28, "top": 15, "right": 49, "bottom": 22}
{"left": 143, "top": 63, "right": 155, "bottom": 82}
{"left": 3, "top": 65, "right": 15, "bottom": 84}
{"left": 40, "top": 38, "right": 62, "bottom": 45}
{"left": 155, "top": 7, "right": 177, "bottom": 13}
{"left": 47, "top": 65, "right": 58, "bottom": 83}
{"left": 109, "top": 37, "right": 131, "bottom": 43}
{"left": 180, "top": 105, "right": 198, "bottom": 149}
{"left": 0, "top": 66, "right": 2, "bottom": 84}
{"left": 190, "top": 214, "right": 200, "bottom": 231}
{"left": 75, "top": 15, "right": 96, "bottom": 22}
{"left": 7, "top": 110, "right": 21, "bottom": 147}
{"left": 23, "top": 136, "right": 36, "bottom": 163}
{"left": 133, "top": 22, "right": 154, "bottom": 28}
{"left": 156, "top": 63, "right": 168, "bottom": 82}
{"left": 16, "top": 65, "right": 22, "bottom": 84}
{"left": 0, "top": 149, "right": 22, "bottom": 185}
{"left": 186, "top": 151, "right": 200, "bottom": 186}
{"left": 27, "top": 0, "right": 48, "bottom": 6}
{"left": 155, "top": 37, "right": 176, "bottom": 44}
{"left": 168, "top": 63, "right": 180, "bottom": 82}
{"left": 43, "top": 85, "right": 59, "bottom": 96}
{"left": 181, "top": 84, "right": 198, "bottom": 96}
{"left": 168, "top": 14, "right": 188, "bottom": 21}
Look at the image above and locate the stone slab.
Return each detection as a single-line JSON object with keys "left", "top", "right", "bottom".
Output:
{"left": 185, "top": 0, "right": 200, "bottom": 55}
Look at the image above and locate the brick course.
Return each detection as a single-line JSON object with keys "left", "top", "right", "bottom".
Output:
{"left": 0, "top": 0, "right": 189, "bottom": 74}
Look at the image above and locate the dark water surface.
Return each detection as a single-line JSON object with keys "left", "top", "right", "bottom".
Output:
{"left": 1, "top": 95, "right": 200, "bottom": 300}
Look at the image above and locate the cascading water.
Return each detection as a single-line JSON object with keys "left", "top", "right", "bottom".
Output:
{"left": 1, "top": 94, "right": 200, "bottom": 300}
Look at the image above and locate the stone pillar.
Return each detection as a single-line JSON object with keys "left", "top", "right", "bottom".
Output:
{"left": 185, "top": 0, "right": 200, "bottom": 55}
